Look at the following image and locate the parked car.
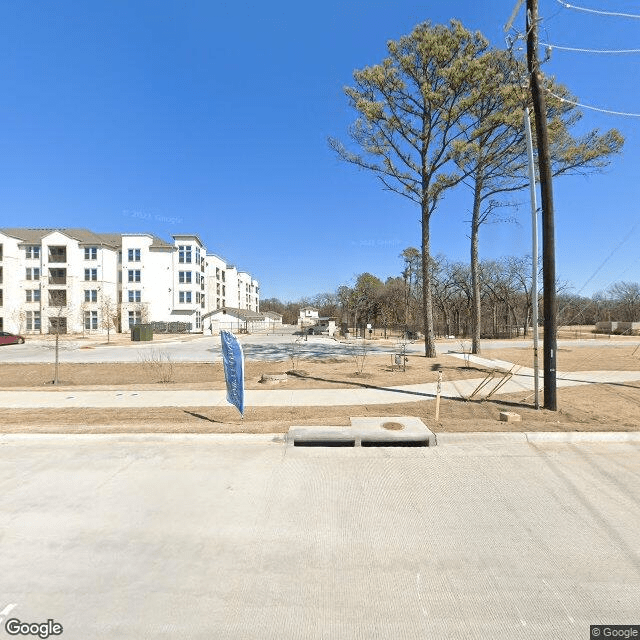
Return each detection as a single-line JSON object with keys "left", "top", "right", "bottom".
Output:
{"left": 0, "top": 331, "right": 26, "bottom": 345}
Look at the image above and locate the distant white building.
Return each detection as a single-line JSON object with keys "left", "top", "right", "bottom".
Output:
{"left": 262, "top": 311, "right": 283, "bottom": 327}
{"left": 203, "top": 307, "right": 266, "bottom": 334}
{"left": 0, "top": 227, "right": 260, "bottom": 335}
{"left": 298, "top": 307, "right": 319, "bottom": 327}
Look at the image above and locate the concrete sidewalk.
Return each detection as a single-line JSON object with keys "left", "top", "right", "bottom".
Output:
{"left": 1, "top": 369, "right": 639, "bottom": 408}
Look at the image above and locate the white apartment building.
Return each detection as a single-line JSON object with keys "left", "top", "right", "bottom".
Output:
{"left": 0, "top": 228, "right": 259, "bottom": 335}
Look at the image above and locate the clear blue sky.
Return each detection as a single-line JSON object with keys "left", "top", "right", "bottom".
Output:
{"left": 1, "top": 0, "right": 638, "bottom": 301}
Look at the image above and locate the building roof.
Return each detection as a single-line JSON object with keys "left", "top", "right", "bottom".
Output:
{"left": 263, "top": 311, "right": 283, "bottom": 320}
{"left": 203, "top": 307, "right": 264, "bottom": 321}
{"left": 172, "top": 233, "right": 206, "bottom": 248}
{"left": 1, "top": 227, "right": 123, "bottom": 248}
{"left": 0, "top": 228, "right": 173, "bottom": 249}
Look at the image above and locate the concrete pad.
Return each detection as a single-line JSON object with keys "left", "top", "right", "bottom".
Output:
{"left": 289, "top": 416, "right": 435, "bottom": 447}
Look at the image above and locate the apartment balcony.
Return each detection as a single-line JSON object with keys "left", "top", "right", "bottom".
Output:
{"left": 48, "top": 290, "right": 67, "bottom": 307}
{"left": 48, "top": 268, "right": 67, "bottom": 285}
{"left": 48, "top": 246, "right": 67, "bottom": 263}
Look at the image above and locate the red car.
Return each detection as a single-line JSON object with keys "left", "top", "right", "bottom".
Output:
{"left": 0, "top": 331, "right": 26, "bottom": 345}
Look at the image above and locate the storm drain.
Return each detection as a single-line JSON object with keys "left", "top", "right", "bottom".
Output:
{"left": 361, "top": 439, "right": 428, "bottom": 447}
{"left": 288, "top": 417, "right": 436, "bottom": 447}
{"left": 294, "top": 439, "right": 356, "bottom": 447}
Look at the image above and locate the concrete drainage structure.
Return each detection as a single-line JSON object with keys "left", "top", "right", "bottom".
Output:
{"left": 259, "top": 373, "right": 288, "bottom": 384}
{"left": 288, "top": 416, "right": 436, "bottom": 447}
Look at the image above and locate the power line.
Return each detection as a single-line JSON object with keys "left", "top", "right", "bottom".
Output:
{"left": 541, "top": 42, "right": 640, "bottom": 54}
{"left": 546, "top": 88, "right": 640, "bottom": 117}
{"left": 556, "top": 0, "right": 640, "bottom": 19}
{"left": 574, "top": 225, "right": 638, "bottom": 296}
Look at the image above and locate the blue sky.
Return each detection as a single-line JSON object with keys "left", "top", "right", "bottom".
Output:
{"left": 1, "top": 0, "right": 639, "bottom": 301}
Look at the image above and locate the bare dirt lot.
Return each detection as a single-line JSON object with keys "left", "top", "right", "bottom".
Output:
{"left": 1, "top": 341, "right": 639, "bottom": 435}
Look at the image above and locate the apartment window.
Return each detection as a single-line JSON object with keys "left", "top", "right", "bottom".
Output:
{"left": 84, "top": 247, "right": 97, "bottom": 260}
{"left": 128, "top": 248, "right": 141, "bottom": 262}
{"left": 0, "top": 290, "right": 2, "bottom": 307}
{"left": 222, "top": 271, "right": 225, "bottom": 282}
{"left": 49, "top": 290, "right": 67, "bottom": 307}
{"left": 0, "top": 244, "right": 2, "bottom": 261}
{"left": 48, "top": 246, "right": 66, "bottom": 262}
{"left": 84, "top": 268, "right": 97, "bottom": 281}
{"left": 26, "top": 289, "right": 41, "bottom": 303}
{"left": 49, "top": 268, "right": 66, "bottom": 285}
{"left": 118, "top": 251, "right": 122, "bottom": 263}
{"left": 128, "top": 310, "right": 141, "bottom": 328}
{"left": 195, "top": 272, "right": 200, "bottom": 284}
{"left": 178, "top": 271, "right": 192, "bottom": 284}
{"left": 179, "top": 291, "right": 192, "bottom": 304}
{"left": 216, "top": 267, "right": 220, "bottom": 279}
{"left": 26, "top": 267, "right": 41, "bottom": 281}
{"left": 84, "top": 289, "right": 98, "bottom": 303}
{"left": 195, "top": 247, "right": 201, "bottom": 264}
{"left": 26, "top": 245, "right": 41, "bottom": 259}
{"left": 127, "top": 270, "right": 141, "bottom": 283}
{"left": 195, "top": 310, "right": 201, "bottom": 329}
{"left": 128, "top": 290, "right": 141, "bottom": 303}
{"left": 0, "top": 267, "right": 3, "bottom": 284}
{"left": 84, "top": 310, "right": 98, "bottom": 330}
{"left": 178, "top": 245, "right": 192, "bottom": 263}
{"left": 26, "top": 311, "right": 41, "bottom": 331}
{"left": 222, "top": 285, "right": 226, "bottom": 296}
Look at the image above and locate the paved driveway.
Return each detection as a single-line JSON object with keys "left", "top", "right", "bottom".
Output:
{"left": 1, "top": 435, "right": 638, "bottom": 639}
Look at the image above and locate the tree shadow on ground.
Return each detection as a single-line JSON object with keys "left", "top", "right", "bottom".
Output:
{"left": 183, "top": 410, "right": 223, "bottom": 423}
{"left": 286, "top": 370, "right": 434, "bottom": 398}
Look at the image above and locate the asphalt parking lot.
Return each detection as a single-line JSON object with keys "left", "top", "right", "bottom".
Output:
{"left": 1, "top": 435, "right": 638, "bottom": 640}
{"left": 2, "top": 331, "right": 639, "bottom": 364}
{"left": 0, "top": 332, "right": 400, "bottom": 363}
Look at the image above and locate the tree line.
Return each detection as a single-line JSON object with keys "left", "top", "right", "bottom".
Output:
{"left": 262, "top": 253, "right": 640, "bottom": 338}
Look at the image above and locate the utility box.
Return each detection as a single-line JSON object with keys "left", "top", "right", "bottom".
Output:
{"left": 131, "top": 324, "right": 153, "bottom": 341}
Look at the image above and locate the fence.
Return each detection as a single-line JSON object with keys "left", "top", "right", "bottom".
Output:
{"left": 149, "top": 321, "right": 192, "bottom": 334}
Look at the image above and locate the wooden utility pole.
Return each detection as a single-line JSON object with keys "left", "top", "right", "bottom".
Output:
{"left": 526, "top": 0, "right": 557, "bottom": 410}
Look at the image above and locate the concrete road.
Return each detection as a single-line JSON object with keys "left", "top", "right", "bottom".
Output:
{"left": 1, "top": 435, "right": 638, "bottom": 639}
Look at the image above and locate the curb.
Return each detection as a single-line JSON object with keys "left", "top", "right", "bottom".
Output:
{"left": 436, "top": 431, "right": 640, "bottom": 445}
{"left": 0, "top": 433, "right": 285, "bottom": 444}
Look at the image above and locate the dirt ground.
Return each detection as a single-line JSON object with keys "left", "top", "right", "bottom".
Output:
{"left": 1, "top": 340, "right": 639, "bottom": 435}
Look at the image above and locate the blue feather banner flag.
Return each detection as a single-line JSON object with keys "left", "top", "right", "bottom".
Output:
{"left": 220, "top": 330, "right": 245, "bottom": 416}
